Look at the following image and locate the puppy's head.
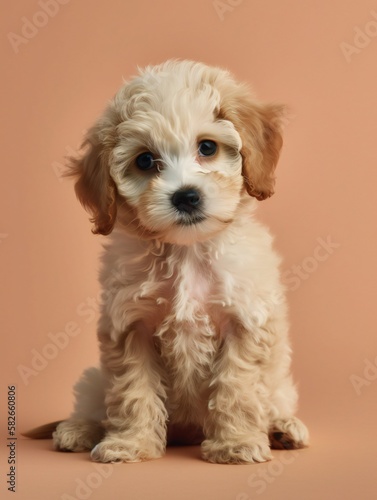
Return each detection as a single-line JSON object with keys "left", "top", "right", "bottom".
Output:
{"left": 68, "top": 60, "right": 285, "bottom": 244}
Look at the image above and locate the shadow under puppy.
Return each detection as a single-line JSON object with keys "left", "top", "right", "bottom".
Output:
{"left": 26, "top": 60, "right": 309, "bottom": 464}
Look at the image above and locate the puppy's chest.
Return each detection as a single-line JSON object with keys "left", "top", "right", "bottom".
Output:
{"left": 107, "top": 244, "right": 233, "bottom": 341}
{"left": 152, "top": 256, "right": 222, "bottom": 371}
{"left": 169, "top": 261, "right": 212, "bottom": 321}
{"left": 142, "top": 249, "right": 221, "bottom": 330}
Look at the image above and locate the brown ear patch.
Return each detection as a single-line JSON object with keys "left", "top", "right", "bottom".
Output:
{"left": 217, "top": 79, "right": 286, "bottom": 201}
{"left": 65, "top": 131, "right": 118, "bottom": 236}
{"left": 240, "top": 102, "right": 285, "bottom": 200}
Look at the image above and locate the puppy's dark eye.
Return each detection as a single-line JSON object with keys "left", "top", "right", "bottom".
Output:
{"left": 198, "top": 140, "right": 217, "bottom": 157}
{"left": 135, "top": 152, "right": 155, "bottom": 170}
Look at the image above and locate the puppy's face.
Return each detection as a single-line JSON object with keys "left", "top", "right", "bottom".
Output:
{"left": 110, "top": 77, "right": 243, "bottom": 245}
{"left": 70, "top": 61, "right": 285, "bottom": 245}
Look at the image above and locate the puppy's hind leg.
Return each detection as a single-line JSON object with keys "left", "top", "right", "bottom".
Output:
{"left": 269, "top": 416, "right": 309, "bottom": 450}
{"left": 53, "top": 367, "right": 106, "bottom": 452}
{"left": 268, "top": 375, "right": 309, "bottom": 450}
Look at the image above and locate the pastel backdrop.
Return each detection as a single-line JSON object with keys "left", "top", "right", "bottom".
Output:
{"left": 1, "top": 1, "right": 376, "bottom": 499}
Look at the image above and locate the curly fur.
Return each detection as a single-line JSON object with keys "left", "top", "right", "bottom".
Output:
{"left": 51, "top": 60, "right": 309, "bottom": 463}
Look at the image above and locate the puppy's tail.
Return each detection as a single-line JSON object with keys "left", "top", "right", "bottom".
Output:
{"left": 22, "top": 421, "right": 63, "bottom": 440}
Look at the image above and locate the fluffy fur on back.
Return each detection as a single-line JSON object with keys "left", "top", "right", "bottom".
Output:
{"left": 50, "top": 60, "right": 308, "bottom": 464}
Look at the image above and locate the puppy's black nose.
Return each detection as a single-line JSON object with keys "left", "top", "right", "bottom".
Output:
{"left": 171, "top": 188, "right": 201, "bottom": 214}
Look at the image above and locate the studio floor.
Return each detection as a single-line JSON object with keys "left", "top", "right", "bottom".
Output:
{"left": 2, "top": 416, "right": 376, "bottom": 500}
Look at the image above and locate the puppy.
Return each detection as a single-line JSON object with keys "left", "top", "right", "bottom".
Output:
{"left": 48, "top": 60, "right": 308, "bottom": 463}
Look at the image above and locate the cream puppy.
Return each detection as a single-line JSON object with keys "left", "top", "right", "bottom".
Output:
{"left": 50, "top": 60, "right": 308, "bottom": 464}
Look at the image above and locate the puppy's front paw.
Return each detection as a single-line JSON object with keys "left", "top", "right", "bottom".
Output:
{"left": 90, "top": 435, "right": 165, "bottom": 463}
{"left": 202, "top": 434, "right": 272, "bottom": 464}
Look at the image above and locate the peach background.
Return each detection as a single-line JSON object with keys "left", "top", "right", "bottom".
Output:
{"left": 1, "top": 0, "right": 377, "bottom": 499}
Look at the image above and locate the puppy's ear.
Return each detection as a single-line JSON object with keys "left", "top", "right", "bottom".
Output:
{"left": 218, "top": 82, "right": 286, "bottom": 200}
{"left": 65, "top": 126, "right": 117, "bottom": 235}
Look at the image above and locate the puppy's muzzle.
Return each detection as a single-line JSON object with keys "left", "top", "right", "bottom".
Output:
{"left": 171, "top": 187, "right": 205, "bottom": 225}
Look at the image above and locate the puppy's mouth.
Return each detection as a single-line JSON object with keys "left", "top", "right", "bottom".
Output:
{"left": 175, "top": 213, "right": 207, "bottom": 226}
